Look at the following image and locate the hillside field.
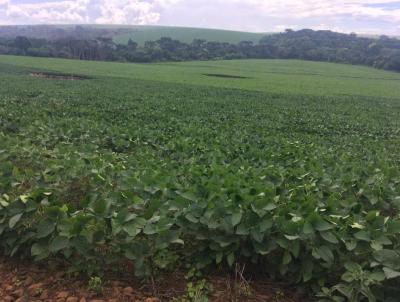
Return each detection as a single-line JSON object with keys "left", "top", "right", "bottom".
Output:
{"left": 110, "top": 25, "right": 266, "bottom": 45}
{"left": 0, "top": 56, "right": 400, "bottom": 301}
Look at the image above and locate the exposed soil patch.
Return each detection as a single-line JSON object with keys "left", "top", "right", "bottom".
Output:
{"left": 0, "top": 256, "right": 304, "bottom": 302}
{"left": 203, "top": 73, "right": 250, "bottom": 79}
{"left": 30, "top": 72, "right": 90, "bottom": 80}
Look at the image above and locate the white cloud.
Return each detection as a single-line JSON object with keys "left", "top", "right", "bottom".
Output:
{"left": 273, "top": 22, "right": 390, "bottom": 35}
{"left": 0, "top": 0, "right": 8, "bottom": 10}
{"left": 237, "top": 0, "right": 400, "bottom": 21}
{"left": 96, "top": 0, "right": 182, "bottom": 25}
{"left": 96, "top": 0, "right": 158, "bottom": 24}
{"left": 2, "top": 0, "right": 89, "bottom": 24}
{"left": 0, "top": 0, "right": 181, "bottom": 26}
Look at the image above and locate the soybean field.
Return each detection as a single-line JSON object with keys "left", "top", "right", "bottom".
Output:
{"left": 0, "top": 55, "right": 400, "bottom": 301}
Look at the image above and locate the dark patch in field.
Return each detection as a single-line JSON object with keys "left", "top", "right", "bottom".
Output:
{"left": 30, "top": 72, "right": 90, "bottom": 80}
{"left": 258, "top": 70, "right": 400, "bottom": 81}
{"left": 203, "top": 73, "right": 250, "bottom": 79}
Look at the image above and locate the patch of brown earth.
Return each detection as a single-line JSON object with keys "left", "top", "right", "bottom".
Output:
{"left": 0, "top": 256, "right": 304, "bottom": 302}
{"left": 30, "top": 72, "right": 90, "bottom": 80}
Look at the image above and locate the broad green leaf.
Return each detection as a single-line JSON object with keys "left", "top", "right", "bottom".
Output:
{"left": 259, "top": 217, "right": 273, "bottom": 232}
{"left": 350, "top": 222, "right": 365, "bottom": 229}
{"left": 303, "top": 221, "right": 314, "bottom": 235}
{"left": 290, "top": 240, "right": 300, "bottom": 258}
{"left": 0, "top": 199, "right": 9, "bottom": 207}
{"left": 302, "top": 261, "right": 313, "bottom": 282}
{"left": 177, "top": 192, "right": 196, "bottom": 202}
{"left": 315, "top": 246, "right": 334, "bottom": 263}
{"left": 320, "top": 231, "right": 339, "bottom": 244}
{"left": 373, "top": 249, "right": 400, "bottom": 267}
{"left": 49, "top": 236, "right": 69, "bottom": 253}
{"left": 345, "top": 240, "right": 357, "bottom": 251}
{"left": 282, "top": 251, "right": 292, "bottom": 265}
{"left": 344, "top": 262, "right": 361, "bottom": 272}
{"left": 172, "top": 239, "right": 184, "bottom": 245}
{"left": 383, "top": 267, "right": 400, "bottom": 279}
{"left": 388, "top": 221, "right": 400, "bottom": 233}
{"left": 123, "top": 224, "right": 140, "bottom": 237}
{"left": 375, "top": 235, "right": 392, "bottom": 246}
{"left": 354, "top": 230, "right": 370, "bottom": 242}
{"left": 370, "top": 241, "right": 383, "bottom": 251}
{"left": 276, "top": 239, "right": 289, "bottom": 249}
{"left": 20, "top": 195, "right": 29, "bottom": 204}
{"left": 36, "top": 219, "right": 56, "bottom": 238}
{"left": 31, "top": 243, "right": 46, "bottom": 257}
{"left": 335, "top": 284, "right": 353, "bottom": 298}
{"left": 284, "top": 235, "right": 300, "bottom": 241}
{"left": 251, "top": 229, "right": 264, "bottom": 243}
{"left": 227, "top": 253, "right": 235, "bottom": 267}
{"left": 314, "top": 220, "right": 333, "bottom": 232}
{"left": 92, "top": 199, "right": 111, "bottom": 216}
{"left": 9, "top": 213, "right": 23, "bottom": 229}
{"left": 216, "top": 252, "right": 223, "bottom": 264}
{"left": 263, "top": 203, "right": 277, "bottom": 211}
{"left": 370, "top": 271, "right": 385, "bottom": 282}
{"left": 342, "top": 271, "right": 355, "bottom": 282}
{"left": 185, "top": 213, "right": 198, "bottom": 223}
{"left": 231, "top": 212, "right": 242, "bottom": 227}
{"left": 143, "top": 224, "right": 157, "bottom": 235}
{"left": 236, "top": 223, "right": 249, "bottom": 235}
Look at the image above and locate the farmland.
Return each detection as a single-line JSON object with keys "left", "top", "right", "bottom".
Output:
{"left": 111, "top": 25, "right": 266, "bottom": 45}
{"left": 0, "top": 55, "right": 400, "bottom": 301}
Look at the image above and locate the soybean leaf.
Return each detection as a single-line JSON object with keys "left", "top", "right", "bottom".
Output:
{"left": 231, "top": 212, "right": 242, "bottom": 227}
{"left": 320, "top": 231, "right": 339, "bottom": 244}
{"left": 9, "top": 213, "right": 23, "bottom": 229}
{"left": 49, "top": 236, "right": 69, "bottom": 253}
{"left": 36, "top": 219, "right": 56, "bottom": 238}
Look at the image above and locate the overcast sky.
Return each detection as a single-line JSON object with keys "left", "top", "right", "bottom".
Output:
{"left": 0, "top": 0, "right": 399, "bottom": 35}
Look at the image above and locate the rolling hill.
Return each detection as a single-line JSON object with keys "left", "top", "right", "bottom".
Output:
{"left": 110, "top": 25, "right": 267, "bottom": 45}
{"left": 0, "top": 24, "right": 267, "bottom": 45}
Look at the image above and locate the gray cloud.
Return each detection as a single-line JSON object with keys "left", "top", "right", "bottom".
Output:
{"left": 0, "top": 0, "right": 398, "bottom": 35}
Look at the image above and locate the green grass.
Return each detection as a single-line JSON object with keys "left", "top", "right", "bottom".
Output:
{"left": 0, "top": 55, "right": 399, "bottom": 301}
{"left": 110, "top": 25, "right": 267, "bottom": 45}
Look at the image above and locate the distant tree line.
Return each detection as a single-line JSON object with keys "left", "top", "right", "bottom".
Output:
{"left": 0, "top": 29, "right": 399, "bottom": 72}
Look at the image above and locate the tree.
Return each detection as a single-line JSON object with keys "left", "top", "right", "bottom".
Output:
{"left": 14, "top": 36, "right": 31, "bottom": 53}
{"left": 1, "top": 29, "right": 400, "bottom": 73}
{"left": 127, "top": 39, "right": 138, "bottom": 51}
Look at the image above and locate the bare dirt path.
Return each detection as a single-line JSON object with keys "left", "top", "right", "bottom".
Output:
{"left": 0, "top": 257, "right": 303, "bottom": 302}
